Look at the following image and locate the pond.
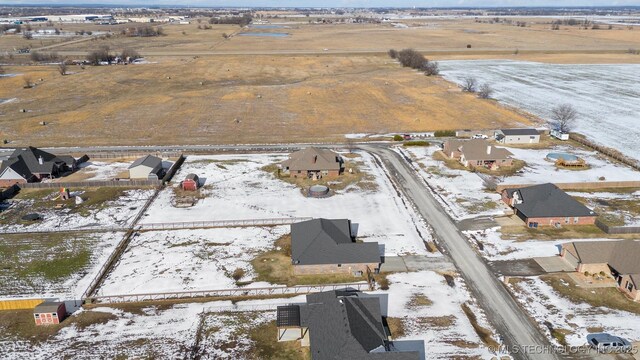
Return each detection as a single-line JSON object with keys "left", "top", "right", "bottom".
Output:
{"left": 238, "top": 32, "right": 289, "bottom": 37}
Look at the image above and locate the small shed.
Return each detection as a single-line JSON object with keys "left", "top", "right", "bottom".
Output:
{"left": 181, "top": 173, "right": 199, "bottom": 191}
{"left": 128, "top": 155, "right": 164, "bottom": 180}
{"left": 33, "top": 302, "right": 66, "bottom": 326}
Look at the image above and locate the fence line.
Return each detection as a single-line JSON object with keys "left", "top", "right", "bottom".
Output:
{"left": 570, "top": 134, "right": 640, "bottom": 171}
{"left": 72, "top": 151, "right": 184, "bottom": 159}
{"left": 19, "top": 180, "right": 162, "bottom": 189}
{"left": 137, "top": 217, "right": 314, "bottom": 231}
{"left": 595, "top": 219, "right": 640, "bottom": 235}
{"left": 162, "top": 154, "right": 185, "bottom": 183}
{"left": 1, "top": 226, "right": 127, "bottom": 235}
{"left": 495, "top": 181, "right": 640, "bottom": 193}
{"left": 86, "top": 282, "right": 369, "bottom": 304}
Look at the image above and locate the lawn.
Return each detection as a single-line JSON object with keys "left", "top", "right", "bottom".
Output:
{"left": 542, "top": 273, "right": 640, "bottom": 315}
{"left": 251, "top": 234, "right": 366, "bottom": 286}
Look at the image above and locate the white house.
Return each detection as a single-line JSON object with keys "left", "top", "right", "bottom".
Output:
{"left": 495, "top": 128, "right": 541, "bottom": 144}
{"left": 128, "top": 155, "right": 164, "bottom": 180}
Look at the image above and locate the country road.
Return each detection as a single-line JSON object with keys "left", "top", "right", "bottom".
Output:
{"left": 363, "top": 145, "right": 560, "bottom": 360}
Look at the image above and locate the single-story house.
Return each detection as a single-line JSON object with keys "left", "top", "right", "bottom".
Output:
{"left": 277, "top": 290, "right": 420, "bottom": 360}
{"left": 291, "top": 218, "right": 381, "bottom": 276}
{"left": 128, "top": 155, "right": 164, "bottom": 180}
{"left": 33, "top": 301, "right": 66, "bottom": 326}
{"left": 280, "top": 147, "right": 344, "bottom": 179}
{"left": 502, "top": 183, "right": 597, "bottom": 228}
{"left": 561, "top": 240, "right": 640, "bottom": 301}
{"left": 181, "top": 173, "right": 199, "bottom": 191}
{"left": 495, "top": 128, "right": 540, "bottom": 144}
{"left": 442, "top": 139, "right": 513, "bottom": 170}
{"left": 0, "top": 147, "right": 81, "bottom": 187}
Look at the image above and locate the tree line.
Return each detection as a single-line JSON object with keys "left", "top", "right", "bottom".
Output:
{"left": 208, "top": 14, "right": 253, "bottom": 27}
{"left": 388, "top": 48, "right": 439, "bottom": 76}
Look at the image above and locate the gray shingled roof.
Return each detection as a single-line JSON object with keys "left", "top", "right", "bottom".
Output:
{"left": 34, "top": 301, "right": 63, "bottom": 313}
{"left": 129, "top": 155, "right": 162, "bottom": 170}
{"left": 447, "top": 139, "right": 513, "bottom": 161}
{"left": 300, "top": 290, "right": 420, "bottom": 360}
{"left": 281, "top": 147, "right": 343, "bottom": 172}
{"left": 500, "top": 128, "right": 540, "bottom": 136}
{"left": 5, "top": 147, "right": 74, "bottom": 175}
{"left": 569, "top": 240, "right": 640, "bottom": 276}
{"left": 505, "top": 183, "right": 596, "bottom": 218}
{"left": 0, "top": 155, "right": 34, "bottom": 180}
{"left": 291, "top": 219, "right": 381, "bottom": 266}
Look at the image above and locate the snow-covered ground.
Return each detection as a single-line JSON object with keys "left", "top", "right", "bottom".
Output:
{"left": 439, "top": 60, "right": 640, "bottom": 162}
{"left": 0, "top": 231, "right": 123, "bottom": 299}
{"left": 99, "top": 227, "right": 288, "bottom": 295}
{"left": 510, "top": 276, "right": 640, "bottom": 347}
{"left": 401, "top": 143, "right": 640, "bottom": 220}
{"left": 0, "top": 189, "right": 153, "bottom": 232}
{"left": 76, "top": 160, "right": 132, "bottom": 181}
{"left": 142, "top": 152, "right": 432, "bottom": 257}
{"left": 379, "top": 271, "right": 499, "bottom": 359}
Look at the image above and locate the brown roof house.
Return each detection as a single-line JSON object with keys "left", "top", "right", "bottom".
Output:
{"left": 442, "top": 139, "right": 513, "bottom": 170}
{"left": 501, "top": 183, "right": 597, "bottom": 228}
{"left": 280, "top": 147, "right": 344, "bottom": 179}
{"left": 561, "top": 240, "right": 640, "bottom": 301}
{"left": 276, "top": 290, "right": 421, "bottom": 360}
{"left": 291, "top": 219, "right": 381, "bottom": 276}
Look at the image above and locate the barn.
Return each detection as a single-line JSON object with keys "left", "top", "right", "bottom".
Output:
{"left": 181, "top": 173, "right": 200, "bottom": 191}
{"left": 33, "top": 302, "right": 66, "bottom": 326}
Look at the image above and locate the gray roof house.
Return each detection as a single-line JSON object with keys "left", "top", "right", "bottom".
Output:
{"left": 291, "top": 219, "right": 381, "bottom": 272}
{"left": 277, "top": 290, "right": 421, "bottom": 360}
{"left": 0, "top": 147, "right": 78, "bottom": 184}
{"left": 128, "top": 155, "right": 164, "bottom": 180}
{"left": 502, "top": 183, "right": 597, "bottom": 226}
{"left": 495, "top": 128, "right": 541, "bottom": 144}
{"left": 281, "top": 147, "right": 344, "bottom": 176}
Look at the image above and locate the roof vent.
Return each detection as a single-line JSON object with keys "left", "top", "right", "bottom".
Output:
{"left": 38, "top": 156, "right": 44, "bottom": 165}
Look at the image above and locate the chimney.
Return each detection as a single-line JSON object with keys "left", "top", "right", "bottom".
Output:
{"left": 313, "top": 155, "right": 317, "bottom": 164}
{"left": 38, "top": 156, "right": 44, "bottom": 165}
{"left": 486, "top": 145, "right": 491, "bottom": 155}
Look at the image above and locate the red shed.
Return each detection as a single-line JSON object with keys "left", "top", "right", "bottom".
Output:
{"left": 33, "top": 301, "right": 66, "bottom": 326}
{"left": 181, "top": 173, "right": 200, "bottom": 191}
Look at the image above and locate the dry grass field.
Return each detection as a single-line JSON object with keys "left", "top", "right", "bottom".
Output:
{"left": 2, "top": 17, "right": 639, "bottom": 146}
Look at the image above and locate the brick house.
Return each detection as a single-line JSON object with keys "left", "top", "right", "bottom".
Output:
{"left": 442, "top": 139, "right": 513, "bottom": 170}
{"left": 33, "top": 301, "right": 66, "bottom": 326}
{"left": 290, "top": 218, "right": 381, "bottom": 276}
{"left": 280, "top": 147, "right": 344, "bottom": 179}
{"left": 561, "top": 240, "right": 640, "bottom": 301}
{"left": 0, "top": 147, "right": 80, "bottom": 187}
{"left": 276, "top": 290, "right": 420, "bottom": 360}
{"left": 501, "top": 183, "right": 597, "bottom": 228}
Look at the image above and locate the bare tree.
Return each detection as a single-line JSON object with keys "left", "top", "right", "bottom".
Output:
{"left": 58, "top": 60, "right": 68, "bottom": 76}
{"left": 23, "top": 31, "right": 33, "bottom": 40}
{"left": 388, "top": 49, "right": 397, "bottom": 59}
{"left": 461, "top": 77, "right": 477, "bottom": 92}
{"left": 550, "top": 104, "right": 578, "bottom": 133}
{"left": 423, "top": 61, "right": 439, "bottom": 76}
{"left": 477, "top": 83, "right": 493, "bottom": 99}
{"left": 0, "top": 65, "right": 4, "bottom": 75}
{"left": 120, "top": 48, "right": 141, "bottom": 62}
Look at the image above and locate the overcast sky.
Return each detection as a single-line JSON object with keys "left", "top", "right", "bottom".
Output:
{"left": 3, "top": 0, "right": 640, "bottom": 7}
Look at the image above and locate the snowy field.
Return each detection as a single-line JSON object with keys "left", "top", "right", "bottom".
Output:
{"left": 400, "top": 143, "right": 640, "bottom": 220}
{"left": 141, "top": 152, "right": 432, "bottom": 256}
{"left": 379, "top": 271, "right": 498, "bottom": 359}
{"left": 511, "top": 276, "right": 640, "bottom": 347}
{"left": 439, "top": 60, "right": 640, "bottom": 162}
{"left": 0, "top": 189, "right": 153, "bottom": 232}
{"left": 0, "top": 231, "right": 123, "bottom": 299}
{"left": 75, "top": 161, "right": 132, "bottom": 181}
{"left": 99, "top": 227, "right": 288, "bottom": 295}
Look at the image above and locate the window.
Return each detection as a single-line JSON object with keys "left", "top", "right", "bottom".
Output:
{"left": 337, "top": 264, "right": 342, "bottom": 267}
{"left": 565, "top": 217, "right": 570, "bottom": 224}
{"left": 530, "top": 136, "right": 536, "bottom": 139}
{"left": 52, "top": 313, "right": 57, "bottom": 317}
{"left": 297, "top": 170, "right": 301, "bottom": 174}
{"left": 34, "top": 314, "right": 40, "bottom": 318}
{"left": 627, "top": 281, "right": 634, "bottom": 292}
{"left": 574, "top": 217, "right": 579, "bottom": 224}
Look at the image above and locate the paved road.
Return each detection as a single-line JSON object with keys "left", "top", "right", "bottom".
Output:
{"left": 363, "top": 145, "right": 559, "bottom": 360}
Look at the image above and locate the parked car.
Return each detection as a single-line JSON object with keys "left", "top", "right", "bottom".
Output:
{"left": 587, "top": 333, "right": 632, "bottom": 353}
{"left": 472, "top": 134, "right": 488, "bottom": 139}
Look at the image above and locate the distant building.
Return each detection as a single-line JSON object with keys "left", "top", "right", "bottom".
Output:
{"left": 442, "top": 139, "right": 513, "bottom": 170}
{"left": 495, "top": 128, "right": 540, "bottom": 144}
{"left": 277, "top": 290, "right": 420, "bottom": 359}
{"left": 128, "top": 155, "right": 164, "bottom": 180}
{"left": 181, "top": 173, "right": 200, "bottom": 191}
{"left": 502, "top": 183, "right": 597, "bottom": 228}
{"left": 290, "top": 218, "right": 381, "bottom": 276}
{"left": 33, "top": 302, "right": 66, "bottom": 326}
{"left": 280, "top": 147, "right": 344, "bottom": 179}
{"left": 0, "top": 147, "right": 80, "bottom": 187}
{"left": 561, "top": 240, "right": 640, "bottom": 301}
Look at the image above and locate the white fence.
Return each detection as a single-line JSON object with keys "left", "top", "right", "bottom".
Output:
{"left": 137, "top": 217, "right": 314, "bottom": 231}
{"left": 86, "top": 282, "right": 369, "bottom": 304}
